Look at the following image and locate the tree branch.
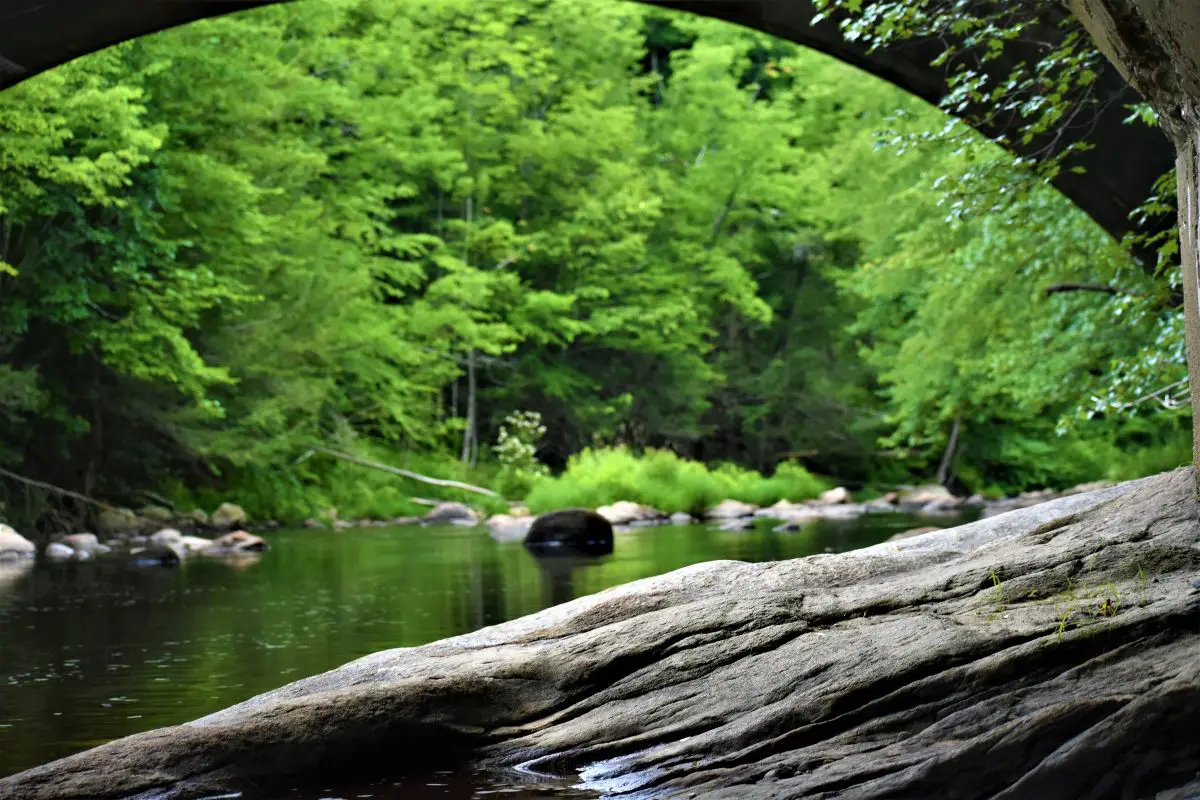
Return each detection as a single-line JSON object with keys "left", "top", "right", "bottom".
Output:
{"left": 0, "top": 465, "right": 110, "bottom": 508}
{"left": 1043, "top": 282, "right": 1142, "bottom": 297}
{"left": 308, "top": 446, "right": 498, "bottom": 498}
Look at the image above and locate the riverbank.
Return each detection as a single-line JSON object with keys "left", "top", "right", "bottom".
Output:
{"left": 4, "top": 468, "right": 1196, "bottom": 799}
{"left": 0, "top": 466, "right": 1120, "bottom": 565}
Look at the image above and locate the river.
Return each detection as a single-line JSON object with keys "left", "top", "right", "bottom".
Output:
{"left": 0, "top": 512, "right": 969, "bottom": 795}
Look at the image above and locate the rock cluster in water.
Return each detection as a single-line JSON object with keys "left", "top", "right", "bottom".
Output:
{"left": 477, "top": 480, "right": 1120, "bottom": 549}
{"left": 0, "top": 501, "right": 269, "bottom": 566}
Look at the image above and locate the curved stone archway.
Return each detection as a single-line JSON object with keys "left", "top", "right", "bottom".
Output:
{"left": 0, "top": 0, "right": 1175, "bottom": 245}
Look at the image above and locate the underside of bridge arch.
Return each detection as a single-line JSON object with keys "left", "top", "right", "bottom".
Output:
{"left": 0, "top": 0, "right": 1176, "bottom": 245}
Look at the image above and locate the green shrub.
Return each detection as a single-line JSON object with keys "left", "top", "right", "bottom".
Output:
{"left": 524, "top": 447, "right": 828, "bottom": 515}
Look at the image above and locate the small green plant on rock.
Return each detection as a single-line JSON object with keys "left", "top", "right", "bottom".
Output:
{"left": 1053, "top": 578, "right": 1122, "bottom": 641}
{"left": 988, "top": 569, "right": 1008, "bottom": 615}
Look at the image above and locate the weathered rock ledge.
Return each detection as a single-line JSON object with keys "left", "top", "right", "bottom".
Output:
{"left": 3, "top": 469, "right": 1199, "bottom": 800}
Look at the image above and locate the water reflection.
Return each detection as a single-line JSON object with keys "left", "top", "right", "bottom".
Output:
{"left": 0, "top": 513, "right": 961, "bottom": 778}
{"left": 0, "top": 560, "right": 33, "bottom": 604}
{"left": 534, "top": 555, "right": 609, "bottom": 608}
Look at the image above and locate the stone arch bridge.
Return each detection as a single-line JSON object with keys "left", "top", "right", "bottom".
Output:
{"left": 0, "top": 0, "right": 1174, "bottom": 243}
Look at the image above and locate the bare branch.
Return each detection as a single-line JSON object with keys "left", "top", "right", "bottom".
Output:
{"left": 308, "top": 446, "right": 498, "bottom": 498}
{"left": 0, "top": 466, "right": 110, "bottom": 508}
{"left": 1043, "top": 282, "right": 1142, "bottom": 297}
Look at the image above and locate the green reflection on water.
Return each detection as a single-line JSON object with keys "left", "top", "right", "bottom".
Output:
{"left": 0, "top": 513, "right": 947, "bottom": 778}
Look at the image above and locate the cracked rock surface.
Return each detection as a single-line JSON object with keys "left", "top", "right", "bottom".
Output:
{"left": 2, "top": 469, "right": 1199, "bottom": 800}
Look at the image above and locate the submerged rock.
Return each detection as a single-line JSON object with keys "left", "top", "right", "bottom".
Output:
{"left": 524, "top": 509, "right": 613, "bottom": 556}
{"left": 4, "top": 469, "right": 1199, "bottom": 800}
{"left": 0, "top": 525, "right": 35, "bottom": 561}
{"left": 127, "top": 543, "right": 184, "bottom": 567}
{"left": 771, "top": 510, "right": 822, "bottom": 531}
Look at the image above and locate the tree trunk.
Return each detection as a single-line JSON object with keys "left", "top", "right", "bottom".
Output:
{"left": 936, "top": 415, "right": 962, "bottom": 487}
{"left": 461, "top": 349, "right": 476, "bottom": 465}
{"left": 1176, "top": 131, "right": 1200, "bottom": 474}
{"left": 1066, "top": 0, "right": 1200, "bottom": 478}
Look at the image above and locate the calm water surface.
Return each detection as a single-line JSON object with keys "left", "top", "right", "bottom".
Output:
{"left": 0, "top": 513, "right": 961, "bottom": 793}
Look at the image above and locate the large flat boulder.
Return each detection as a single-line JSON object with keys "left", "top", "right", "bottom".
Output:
{"left": 3, "top": 469, "right": 1199, "bottom": 800}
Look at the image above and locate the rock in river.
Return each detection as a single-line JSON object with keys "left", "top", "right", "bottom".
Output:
{"left": 44, "top": 542, "right": 75, "bottom": 560}
{"left": 897, "top": 484, "right": 960, "bottom": 510}
{"left": 423, "top": 502, "right": 478, "bottom": 524}
{"left": 138, "top": 505, "right": 175, "bottom": 524}
{"left": 150, "top": 528, "right": 184, "bottom": 547}
{"left": 96, "top": 506, "right": 147, "bottom": 537}
{"left": 487, "top": 514, "right": 534, "bottom": 541}
{"left": 179, "top": 535, "right": 217, "bottom": 555}
{"left": 207, "top": 531, "right": 268, "bottom": 554}
{"left": 524, "top": 509, "right": 613, "bottom": 556}
{"left": 705, "top": 499, "right": 758, "bottom": 520}
{"left": 128, "top": 543, "right": 185, "bottom": 567}
{"left": 210, "top": 502, "right": 248, "bottom": 530}
{"left": 596, "top": 501, "right": 661, "bottom": 525}
{"left": 3, "top": 469, "right": 1200, "bottom": 800}
{"left": 60, "top": 533, "right": 101, "bottom": 555}
{"left": 816, "top": 486, "right": 852, "bottom": 505}
{"left": 0, "top": 524, "right": 35, "bottom": 560}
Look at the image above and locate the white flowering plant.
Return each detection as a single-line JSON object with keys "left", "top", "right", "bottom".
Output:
{"left": 494, "top": 410, "right": 550, "bottom": 498}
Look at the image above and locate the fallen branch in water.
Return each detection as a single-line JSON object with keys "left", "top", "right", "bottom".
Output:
{"left": 0, "top": 465, "right": 110, "bottom": 508}
{"left": 308, "top": 446, "right": 499, "bottom": 498}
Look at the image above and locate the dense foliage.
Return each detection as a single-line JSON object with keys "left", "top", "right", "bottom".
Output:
{"left": 525, "top": 448, "right": 828, "bottom": 516}
{"left": 0, "top": 0, "right": 1188, "bottom": 528}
